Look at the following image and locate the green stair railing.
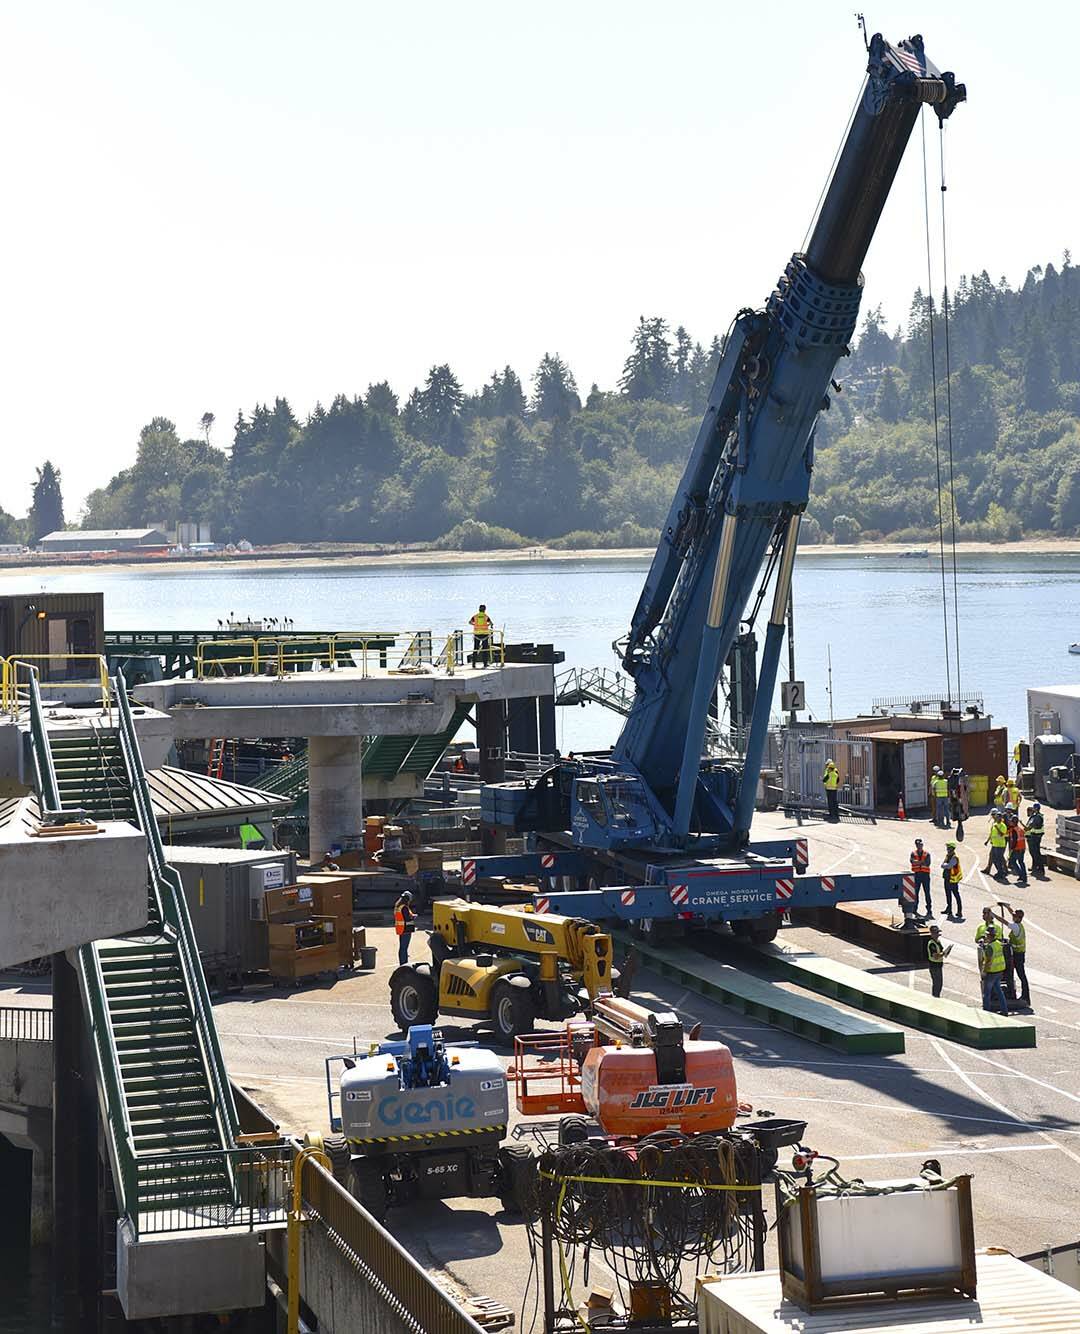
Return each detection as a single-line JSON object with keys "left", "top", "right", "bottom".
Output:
{"left": 114, "top": 673, "right": 240, "bottom": 1155}
{"left": 25, "top": 670, "right": 251, "bottom": 1235}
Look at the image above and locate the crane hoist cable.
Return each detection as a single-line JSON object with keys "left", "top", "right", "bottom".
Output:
{"left": 922, "top": 108, "right": 954, "bottom": 709}
{"left": 939, "top": 119, "right": 963, "bottom": 705}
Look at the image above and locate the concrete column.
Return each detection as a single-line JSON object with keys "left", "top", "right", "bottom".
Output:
{"left": 477, "top": 700, "right": 506, "bottom": 855}
{"left": 307, "top": 735, "right": 363, "bottom": 862}
{"left": 506, "top": 697, "right": 539, "bottom": 757}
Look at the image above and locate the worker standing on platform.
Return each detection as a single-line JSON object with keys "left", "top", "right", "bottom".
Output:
{"left": 822, "top": 759, "right": 840, "bottom": 822}
{"left": 941, "top": 840, "right": 963, "bottom": 920}
{"left": 394, "top": 890, "right": 416, "bottom": 965}
{"left": 986, "top": 810, "right": 1009, "bottom": 881}
{"left": 980, "top": 925, "right": 1009, "bottom": 1016}
{"left": 469, "top": 604, "right": 493, "bottom": 666}
{"left": 926, "top": 925, "right": 951, "bottom": 998}
{"left": 1003, "top": 905, "right": 1031, "bottom": 1008}
{"left": 1026, "top": 801, "right": 1047, "bottom": 878}
{"left": 1007, "top": 813, "right": 1029, "bottom": 887}
{"left": 930, "top": 767, "right": 950, "bottom": 827}
{"left": 909, "top": 838, "right": 933, "bottom": 916}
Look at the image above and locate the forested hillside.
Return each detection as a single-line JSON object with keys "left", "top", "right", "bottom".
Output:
{"left": 78, "top": 254, "right": 1080, "bottom": 548}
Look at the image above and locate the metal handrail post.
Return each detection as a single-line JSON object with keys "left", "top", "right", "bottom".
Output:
{"left": 288, "top": 1147, "right": 330, "bottom": 1334}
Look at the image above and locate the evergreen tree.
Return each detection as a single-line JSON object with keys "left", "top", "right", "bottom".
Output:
{"left": 29, "top": 461, "right": 65, "bottom": 540}
{"left": 619, "top": 316, "right": 672, "bottom": 401}
{"left": 874, "top": 368, "right": 903, "bottom": 422}
{"left": 533, "top": 354, "right": 581, "bottom": 421}
{"left": 1023, "top": 323, "right": 1057, "bottom": 412}
{"left": 365, "top": 382, "right": 399, "bottom": 417}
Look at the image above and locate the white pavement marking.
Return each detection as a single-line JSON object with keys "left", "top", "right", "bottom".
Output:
{"left": 963, "top": 1048, "right": 1080, "bottom": 1109}
{"left": 219, "top": 1030, "right": 360, "bottom": 1044}
{"left": 771, "top": 1092, "right": 1080, "bottom": 1138}
{"left": 928, "top": 1037, "right": 1080, "bottom": 1169}
{"left": 964, "top": 855, "right": 1080, "bottom": 955}
{"left": 841, "top": 1143, "right": 1058, "bottom": 1162}
{"left": 822, "top": 839, "right": 861, "bottom": 875}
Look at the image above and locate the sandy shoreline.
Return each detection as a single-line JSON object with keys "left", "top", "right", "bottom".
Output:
{"left": 2, "top": 537, "right": 1080, "bottom": 580}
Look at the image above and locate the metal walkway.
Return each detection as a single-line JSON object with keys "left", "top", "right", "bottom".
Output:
{"left": 555, "top": 665, "right": 731, "bottom": 752}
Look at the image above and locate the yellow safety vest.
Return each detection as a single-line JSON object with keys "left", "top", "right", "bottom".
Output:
{"left": 975, "top": 922, "right": 990, "bottom": 943}
{"left": 947, "top": 858, "right": 962, "bottom": 884}
{"left": 471, "top": 612, "right": 491, "bottom": 633}
{"left": 822, "top": 766, "right": 839, "bottom": 790}
{"left": 927, "top": 938, "right": 945, "bottom": 964}
{"left": 931, "top": 775, "right": 948, "bottom": 797}
{"left": 983, "top": 938, "right": 1006, "bottom": 974}
{"left": 1011, "top": 923, "right": 1026, "bottom": 954}
{"left": 989, "top": 821, "right": 1008, "bottom": 848}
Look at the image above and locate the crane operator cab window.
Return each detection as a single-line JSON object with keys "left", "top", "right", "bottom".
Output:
{"left": 573, "top": 775, "right": 655, "bottom": 845}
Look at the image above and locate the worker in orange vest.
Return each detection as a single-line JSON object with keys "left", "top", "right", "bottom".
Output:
{"left": 394, "top": 890, "right": 416, "bottom": 965}
{"left": 909, "top": 838, "right": 933, "bottom": 917}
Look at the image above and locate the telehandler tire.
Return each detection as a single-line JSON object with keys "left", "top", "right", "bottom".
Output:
{"left": 490, "top": 978, "right": 536, "bottom": 1043}
{"left": 390, "top": 965, "right": 438, "bottom": 1032}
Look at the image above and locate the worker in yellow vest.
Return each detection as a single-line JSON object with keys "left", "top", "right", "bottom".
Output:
{"left": 930, "top": 766, "right": 950, "bottom": 827}
{"left": 926, "top": 925, "right": 951, "bottom": 998}
{"left": 985, "top": 810, "right": 1009, "bottom": 881}
{"left": 1003, "top": 904, "right": 1030, "bottom": 1008}
{"left": 469, "top": 604, "right": 493, "bottom": 666}
{"left": 822, "top": 759, "right": 840, "bottom": 822}
{"left": 993, "top": 775, "right": 1009, "bottom": 808}
{"left": 979, "top": 925, "right": 1009, "bottom": 1015}
{"left": 941, "top": 840, "right": 963, "bottom": 920}
{"left": 394, "top": 890, "right": 416, "bottom": 965}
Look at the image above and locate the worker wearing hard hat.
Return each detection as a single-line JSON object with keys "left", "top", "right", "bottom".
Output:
{"left": 979, "top": 925, "right": 1009, "bottom": 1016}
{"left": 993, "top": 776, "right": 1009, "bottom": 808}
{"left": 926, "top": 925, "right": 951, "bottom": 998}
{"left": 930, "top": 766, "right": 949, "bottom": 827}
{"left": 985, "top": 810, "right": 1009, "bottom": 881}
{"left": 1002, "top": 905, "right": 1031, "bottom": 1009}
{"left": 1013, "top": 739, "right": 1026, "bottom": 781}
{"left": 394, "top": 890, "right": 416, "bottom": 965}
{"left": 909, "top": 839, "right": 933, "bottom": 916}
{"left": 1026, "top": 801, "right": 1047, "bottom": 878}
{"left": 822, "top": 759, "right": 840, "bottom": 822}
{"left": 941, "top": 840, "right": 963, "bottom": 920}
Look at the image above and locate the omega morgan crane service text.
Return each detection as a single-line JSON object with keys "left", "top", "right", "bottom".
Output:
{"left": 475, "top": 33, "right": 965, "bottom": 940}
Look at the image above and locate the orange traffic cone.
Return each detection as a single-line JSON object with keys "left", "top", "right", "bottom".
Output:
{"left": 897, "top": 793, "right": 906, "bottom": 821}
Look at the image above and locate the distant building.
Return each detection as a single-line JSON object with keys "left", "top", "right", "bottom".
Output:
{"left": 37, "top": 528, "right": 169, "bottom": 553}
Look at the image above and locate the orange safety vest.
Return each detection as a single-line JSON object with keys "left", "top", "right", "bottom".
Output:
{"left": 470, "top": 611, "right": 491, "bottom": 634}
{"left": 1009, "top": 823, "right": 1026, "bottom": 853}
{"left": 910, "top": 850, "right": 931, "bottom": 872}
{"left": 394, "top": 904, "right": 411, "bottom": 936}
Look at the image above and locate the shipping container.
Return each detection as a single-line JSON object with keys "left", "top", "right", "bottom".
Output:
{"left": 0, "top": 592, "right": 104, "bottom": 682}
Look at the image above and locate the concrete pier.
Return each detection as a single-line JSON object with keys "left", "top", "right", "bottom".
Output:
{"left": 308, "top": 735, "right": 364, "bottom": 861}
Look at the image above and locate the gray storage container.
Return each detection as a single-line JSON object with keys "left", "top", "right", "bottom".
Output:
{"left": 165, "top": 845, "right": 297, "bottom": 972}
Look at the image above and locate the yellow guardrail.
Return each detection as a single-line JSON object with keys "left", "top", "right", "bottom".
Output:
{"left": 192, "top": 631, "right": 493, "bottom": 680}
{"left": 2, "top": 654, "right": 112, "bottom": 716}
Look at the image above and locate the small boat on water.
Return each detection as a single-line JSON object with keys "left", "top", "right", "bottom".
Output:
{"left": 898, "top": 549, "right": 929, "bottom": 559}
{"left": 1070, "top": 643, "right": 1080, "bottom": 655}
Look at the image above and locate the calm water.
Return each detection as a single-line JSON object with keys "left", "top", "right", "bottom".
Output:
{"left": 2, "top": 552, "right": 1078, "bottom": 751}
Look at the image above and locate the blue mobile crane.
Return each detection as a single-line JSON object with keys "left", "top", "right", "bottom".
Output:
{"left": 475, "top": 32, "right": 965, "bottom": 942}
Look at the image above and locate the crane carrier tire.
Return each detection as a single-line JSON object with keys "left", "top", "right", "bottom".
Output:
{"left": 732, "top": 914, "right": 780, "bottom": 946}
{"left": 390, "top": 964, "right": 438, "bottom": 1032}
{"left": 490, "top": 977, "right": 537, "bottom": 1043}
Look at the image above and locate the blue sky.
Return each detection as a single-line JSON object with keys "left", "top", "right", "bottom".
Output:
{"left": 1, "top": 1, "right": 1074, "bottom": 516}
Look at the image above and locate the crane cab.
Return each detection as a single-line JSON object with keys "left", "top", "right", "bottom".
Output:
{"left": 570, "top": 773, "right": 659, "bottom": 849}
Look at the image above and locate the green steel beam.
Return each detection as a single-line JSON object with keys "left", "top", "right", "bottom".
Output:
{"left": 748, "top": 940, "right": 1037, "bottom": 1050}
{"left": 620, "top": 935, "right": 906, "bottom": 1056}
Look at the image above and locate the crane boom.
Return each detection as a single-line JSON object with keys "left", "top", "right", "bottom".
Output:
{"left": 478, "top": 32, "right": 964, "bottom": 940}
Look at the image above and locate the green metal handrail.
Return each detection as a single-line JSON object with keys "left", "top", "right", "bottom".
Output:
{"left": 25, "top": 672, "right": 63, "bottom": 815}
{"left": 77, "top": 941, "right": 138, "bottom": 1219}
{"left": 115, "top": 673, "right": 240, "bottom": 1149}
